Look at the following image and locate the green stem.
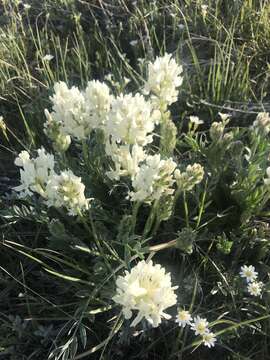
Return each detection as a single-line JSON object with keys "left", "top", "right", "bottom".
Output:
{"left": 131, "top": 201, "right": 141, "bottom": 234}
{"left": 75, "top": 313, "right": 123, "bottom": 359}
{"left": 173, "top": 188, "right": 182, "bottom": 214}
{"left": 149, "top": 217, "right": 161, "bottom": 238}
{"left": 82, "top": 210, "right": 112, "bottom": 273}
{"left": 196, "top": 179, "right": 208, "bottom": 229}
{"left": 183, "top": 191, "right": 190, "bottom": 228}
{"left": 82, "top": 139, "right": 91, "bottom": 172}
{"left": 88, "top": 211, "right": 99, "bottom": 244}
{"left": 159, "top": 107, "right": 170, "bottom": 156}
{"left": 79, "top": 212, "right": 93, "bottom": 240}
{"left": 143, "top": 200, "right": 158, "bottom": 239}
{"left": 149, "top": 239, "right": 177, "bottom": 252}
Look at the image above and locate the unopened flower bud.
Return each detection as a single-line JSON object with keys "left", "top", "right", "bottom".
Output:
{"left": 174, "top": 163, "right": 204, "bottom": 192}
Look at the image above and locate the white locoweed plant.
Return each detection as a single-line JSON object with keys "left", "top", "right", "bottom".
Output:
{"left": 9, "top": 53, "right": 270, "bottom": 359}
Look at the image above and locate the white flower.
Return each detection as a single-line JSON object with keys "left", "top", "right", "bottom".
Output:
{"left": 124, "top": 77, "right": 130, "bottom": 86}
{"left": 84, "top": 80, "right": 113, "bottom": 129}
{"left": 210, "top": 114, "right": 230, "bottom": 142}
{"left": 244, "top": 146, "right": 252, "bottom": 162}
{"left": 144, "top": 53, "right": 183, "bottom": 108}
{"left": 189, "top": 116, "right": 204, "bottom": 126}
{"left": 218, "top": 112, "right": 231, "bottom": 122}
{"left": 129, "top": 154, "right": 177, "bottom": 203}
{"left": 174, "top": 163, "right": 204, "bottom": 192}
{"left": 43, "top": 54, "right": 54, "bottom": 61}
{"left": 130, "top": 40, "right": 138, "bottom": 46}
{"left": 105, "top": 93, "right": 159, "bottom": 146}
{"left": 0, "top": 116, "right": 6, "bottom": 132}
{"left": 23, "top": 3, "right": 31, "bottom": 10}
{"left": 247, "top": 281, "right": 263, "bottom": 297}
{"left": 264, "top": 167, "right": 270, "bottom": 186}
{"left": 46, "top": 169, "right": 89, "bottom": 216}
{"left": 175, "top": 310, "right": 192, "bottom": 328}
{"left": 190, "top": 316, "right": 209, "bottom": 336}
{"left": 240, "top": 265, "right": 258, "bottom": 283}
{"left": 252, "top": 112, "right": 270, "bottom": 135}
{"left": 44, "top": 109, "right": 71, "bottom": 152}
{"left": 113, "top": 260, "right": 178, "bottom": 328}
{"left": 210, "top": 122, "right": 225, "bottom": 141}
{"left": 202, "top": 332, "right": 217, "bottom": 348}
{"left": 48, "top": 81, "right": 89, "bottom": 140}
{"left": 201, "top": 4, "right": 208, "bottom": 17}
{"left": 14, "top": 148, "right": 55, "bottom": 198}
{"left": 105, "top": 142, "right": 146, "bottom": 180}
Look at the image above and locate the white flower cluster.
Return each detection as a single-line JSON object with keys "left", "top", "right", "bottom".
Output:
{"left": 106, "top": 143, "right": 146, "bottom": 181}
{"left": 264, "top": 167, "right": 270, "bottom": 186}
{"left": 210, "top": 113, "right": 230, "bottom": 142}
{"left": 105, "top": 93, "right": 159, "bottom": 146}
{"left": 43, "top": 55, "right": 192, "bottom": 204}
{"left": 44, "top": 109, "right": 71, "bottom": 152}
{"left": 113, "top": 260, "right": 178, "bottom": 328}
{"left": 113, "top": 258, "right": 217, "bottom": 347}
{"left": 144, "top": 53, "right": 183, "bottom": 109}
{"left": 84, "top": 80, "right": 113, "bottom": 129}
{"left": 46, "top": 81, "right": 88, "bottom": 140}
{"left": 45, "top": 80, "right": 112, "bottom": 141}
{"left": 104, "top": 93, "right": 159, "bottom": 181}
{"left": 14, "top": 149, "right": 88, "bottom": 215}
{"left": 240, "top": 265, "right": 263, "bottom": 297}
{"left": 174, "top": 163, "right": 204, "bottom": 192}
{"left": 175, "top": 310, "right": 217, "bottom": 348}
{"left": 128, "top": 155, "right": 177, "bottom": 203}
{"left": 46, "top": 170, "right": 89, "bottom": 216}
{"left": 14, "top": 148, "right": 55, "bottom": 198}
{"left": 201, "top": 4, "right": 208, "bottom": 17}
{"left": 252, "top": 112, "right": 270, "bottom": 135}
{"left": 101, "top": 54, "right": 181, "bottom": 189}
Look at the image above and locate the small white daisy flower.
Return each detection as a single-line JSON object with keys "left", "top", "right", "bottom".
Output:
{"left": 247, "top": 281, "right": 263, "bottom": 297}
{"left": 240, "top": 265, "right": 258, "bottom": 283}
{"left": 43, "top": 54, "right": 54, "bottom": 62}
{"left": 202, "top": 332, "right": 217, "bottom": 348}
{"left": 189, "top": 116, "right": 204, "bottom": 126}
{"left": 23, "top": 3, "right": 31, "bottom": 10}
{"left": 130, "top": 40, "right": 138, "bottom": 46}
{"left": 190, "top": 316, "right": 209, "bottom": 336}
{"left": 201, "top": 4, "right": 208, "bottom": 17}
{"left": 175, "top": 310, "right": 192, "bottom": 328}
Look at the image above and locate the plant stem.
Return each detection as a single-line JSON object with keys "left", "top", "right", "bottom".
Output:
{"left": 131, "top": 201, "right": 141, "bottom": 234}
{"left": 82, "top": 139, "right": 91, "bottom": 172}
{"left": 196, "top": 179, "right": 208, "bottom": 229}
{"left": 149, "top": 239, "right": 177, "bottom": 252}
{"left": 142, "top": 200, "right": 158, "bottom": 239}
{"left": 183, "top": 191, "right": 190, "bottom": 228}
